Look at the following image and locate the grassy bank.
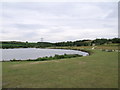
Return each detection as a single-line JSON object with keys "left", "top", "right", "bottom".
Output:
{"left": 48, "top": 44, "right": 119, "bottom": 50}
{"left": 2, "top": 46, "right": 118, "bottom": 88}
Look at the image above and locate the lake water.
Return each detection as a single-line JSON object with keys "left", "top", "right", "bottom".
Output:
{"left": 1, "top": 48, "right": 89, "bottom": 61}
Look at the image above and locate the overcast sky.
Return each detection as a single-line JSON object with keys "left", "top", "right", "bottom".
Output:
{"left": 0, "top": 2, "right": 118, "bottom": 42}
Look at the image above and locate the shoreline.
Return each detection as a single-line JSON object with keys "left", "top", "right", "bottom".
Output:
{"left": 1, "top": 48, "right": 90, "bottom": 62}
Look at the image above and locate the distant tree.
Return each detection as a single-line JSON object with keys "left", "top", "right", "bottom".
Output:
{"left": 111, "top": 38, "right": 120, "bottom": 43}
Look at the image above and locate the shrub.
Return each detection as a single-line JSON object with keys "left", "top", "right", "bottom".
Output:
{"left": 35, "top": 54, "right": 83, "bottom": 61}
{"left": 9, "top": 54, "right": 83, "bottom": 62}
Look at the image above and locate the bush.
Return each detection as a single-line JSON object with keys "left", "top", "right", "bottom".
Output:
{"left": 35, "top": 54, "right": 83, "bottom": 61}
{"left": 9, "top": 54, "right": 83, "bottom": 62}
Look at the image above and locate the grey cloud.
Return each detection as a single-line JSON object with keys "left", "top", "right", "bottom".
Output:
{"left": 13, "top": 24, "right": 46, "bottom": 29}
{"left": 1, "top": 2, "right": 118, "bottom": 42}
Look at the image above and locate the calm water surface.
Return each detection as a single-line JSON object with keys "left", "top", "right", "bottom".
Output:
{"left": 1, "top": 48, "right": 89, "bottom": 61}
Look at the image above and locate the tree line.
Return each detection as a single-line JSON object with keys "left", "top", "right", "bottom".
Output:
{"left": 54, "top": 38, "right": 120, "bottom": 46}
{"left": 1, "top": 38, "right": 120, "bottom": 48}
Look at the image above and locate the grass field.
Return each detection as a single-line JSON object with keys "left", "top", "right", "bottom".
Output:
{"left": 48, "top": 44, "right": 119, "bottom": 50}
{"left": 2, "top": 46, "right": 118, "bottom": 88}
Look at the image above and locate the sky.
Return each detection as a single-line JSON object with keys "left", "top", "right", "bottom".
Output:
{"left": 0, "top": 1, "right": 118, "bottom": 42}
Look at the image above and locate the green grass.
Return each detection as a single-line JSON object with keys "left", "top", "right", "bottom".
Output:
{"left": 2, "top": 49, "right": 118, "bottom": 88}
{"left": 48, "top": 44, "right": 119, "bottom": 50}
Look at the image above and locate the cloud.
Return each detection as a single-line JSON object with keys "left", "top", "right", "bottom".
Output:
{"left": 0, "top": 2, "right": 118, "bottom": 42}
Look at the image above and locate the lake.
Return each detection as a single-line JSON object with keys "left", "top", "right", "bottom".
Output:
{"left": 1, "top": 48, "right": 89, "bottom": 61}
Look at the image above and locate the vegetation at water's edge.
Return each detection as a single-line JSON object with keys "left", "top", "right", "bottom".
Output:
{"left": 1, "top": 38, "right": 120, "bottom": 48}
{"left": 8, "top": 54, "right": 83, "bottom": 62}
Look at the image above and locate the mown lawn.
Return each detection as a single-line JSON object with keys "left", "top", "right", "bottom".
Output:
{"left": 2, "top": 49, "right": 118, "bottom": 88}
